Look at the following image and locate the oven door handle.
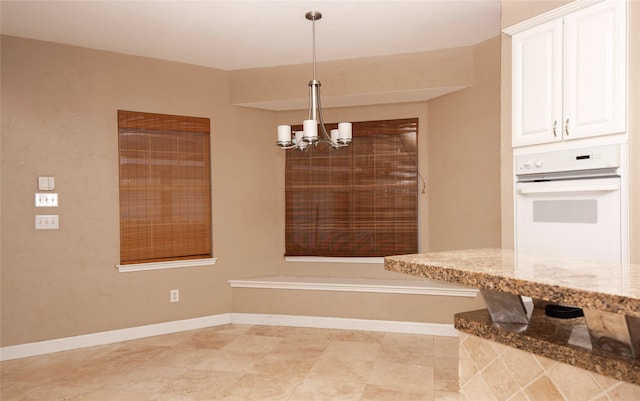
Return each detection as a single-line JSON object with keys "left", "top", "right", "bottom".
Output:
{"left": 516, "top": 184, "right": 619, "bottom": 195}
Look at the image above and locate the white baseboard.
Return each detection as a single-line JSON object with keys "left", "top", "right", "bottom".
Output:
{"left": 0, "top": 313, "right": 456, "bottom": 361}
{"left": 0, "top": 314, "right": 232, "bottom": 361}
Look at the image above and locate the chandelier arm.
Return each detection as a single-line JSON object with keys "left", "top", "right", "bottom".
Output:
{"left": 315, "top": 85, "right": 331, "bottom": 143}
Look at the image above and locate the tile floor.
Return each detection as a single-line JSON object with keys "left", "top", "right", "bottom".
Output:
{"left": 0, "top": 324, "right": 460, "bottom": 401}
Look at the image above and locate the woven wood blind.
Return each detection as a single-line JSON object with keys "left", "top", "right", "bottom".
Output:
{"left": 285, "top": 118, "right": 418, "bottom": 257}
{"left": 118, "top": 110, "right": 212, "bottom": 264}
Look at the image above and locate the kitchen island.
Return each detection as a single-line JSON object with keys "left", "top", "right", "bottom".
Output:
{"left": 385, "top": 249, "right": 640, "bottom": 399}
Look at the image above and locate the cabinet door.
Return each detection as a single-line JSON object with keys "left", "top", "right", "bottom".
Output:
{"left": 512, "top": 19, "right": 563, "bottom": 147}
{"left": 563, "top": 0, "right": 626, "bottom": 139}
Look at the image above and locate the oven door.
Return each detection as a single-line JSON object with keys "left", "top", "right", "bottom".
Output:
{"left": 515, "top": 177, "right": 621, "bottom": 262}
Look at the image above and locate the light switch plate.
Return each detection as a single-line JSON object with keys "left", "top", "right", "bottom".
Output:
{"left": 35, "top": 215, "right": 59, "bottom": 230}
{"left": 38, "top": 176, "right": 55, "bottom": 191}
{"left": 35, "top": 193, "right": 58, "bottom": 207}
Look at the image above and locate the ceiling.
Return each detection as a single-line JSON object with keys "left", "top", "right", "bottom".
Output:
{"left": 1, "top": 0, "right": 501, "bottom": 71}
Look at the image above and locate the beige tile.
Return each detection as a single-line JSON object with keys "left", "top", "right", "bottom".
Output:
{"left": 46, "top": 343, "right": 121, "bottom": 362}
{"left": 0, "top": 324, "right": 465, "bottom": 401}
{"left": 461, "top": 335, "right": 498, "bottom": 372}
{"left": 486, "top": 339, "right": 509, "bottom": 357}
{"left": 193, "top": 349, "right": 260, "bottom": 372}
{"left": 101, "top": 365, "right": 188, "bottom": 393}
{"left": 289, "top": 378, "right": 366, "bottom": 401}
{"left": 376, "top": 342, "right": 435, "bottom": 365}
{"left": 591, "top": 370, "right": 622, "bottom": 392}
{"left": 179, "top": 329, "right": 238, "bottom": 349}
{"left": 98, "top": 344, "right": 170, "bottom": 370}
{"left": 250, "top": 351, "right": 318, "bottom": 377}
{"left": 0, "top": 380, "right": 37, "bottom": 400}
{"left": 124, "top": 331, "right": 193, "bottom": 347}
{"left": 360, "top": 384, "right": 435, "bottom": 401}
{"left": 149, "top": 346, "right": 220, "bottom": 369}
{"left": 245, "top": 325, "right": 322, "bottom": 338}
{"left": 533, "top": 353, "right": 556, "bottom": 370}
{"left": 458, "top": 344, "right": 477, "bottom": 385}
{"left": 1, "top": 356, "right": 76, "bottom": 384}
{"left": 500, "top": 347, "right": 543, "bottom": 388}
{"left": 270, "top": 336, "right": 329, "bottom": 355}
{"left": 481, "top": 359, "right": 520, "bottom": 401}
{"left": 217, "top": 372, "right": 303, "bottom": 401}
{"left": 434, "top": 336, "right": 459, "bottom": 358}
{"left": 69, "top": 388, "right": 172, "bottom": 401}
{"left": 524, "top": 376, "right": 565, "bottom": 401}
{"left": 435, "top": 390, "right": 461, "bottom": 401}
{"left": 2, "top": 383, "right": 91, "bottom": 401}
{"left": 306, "top": 356, "right": 374, "bottom": 384}
{"left": 321, "top": 340, "right": 381, "bottom": 362}
{"left": 505, "top": 390, "right": 530, "bottom": 401}
{"left": 459, "top": 333, "right": 470, "bottom": 347}
{"left": 460, "top": 373, "right": 499, "bottom": 401}
{"left": 547, "top": 362, "right": 602, "bottom": 401}
{"left": 324, "top": 329, "right": 385, "bottom": 343}
{"left": 208, "top": 324, "right": 253, "bottom": 335}
{"left": 368, "top": 359, "right": 434, "bottom": 393}
{"left": 382, "top": 332, "right": 435, "bottom": 349}
{"left": 158, "top": 368, "right": 243, "bottom": 400}
{"left": 436, "top": 380, "right": 460, "bottom": 392}
{"left": 606, "top": 381, "right": 640, "bottom": 401}
{"left": 434, "top": 356, "right": 459, "bottom": 383}
{"left": 221, "top": 334, "right": 282, "bottom": 354}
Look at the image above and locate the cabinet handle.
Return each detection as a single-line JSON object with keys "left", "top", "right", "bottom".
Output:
{"left": 565, "top": 118, "right": 570, "bottom": 136}
{"left": 553, "top": 120, "right": 557, "bottom": 137}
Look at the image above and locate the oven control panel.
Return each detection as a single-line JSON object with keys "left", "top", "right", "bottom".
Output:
{"left": 516, "top": 145, "right": 620, "bottom": 176}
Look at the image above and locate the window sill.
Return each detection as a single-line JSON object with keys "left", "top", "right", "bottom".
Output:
{"left": 285, "top": 256, "right": 384, "bottom": 264}
{"left": 116, "top": 257, "right": 218, "bottom": 273}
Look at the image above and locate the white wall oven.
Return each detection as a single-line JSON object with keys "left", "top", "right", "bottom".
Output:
{"left": 515, "top": 144, "right": 628, "bottom": 263}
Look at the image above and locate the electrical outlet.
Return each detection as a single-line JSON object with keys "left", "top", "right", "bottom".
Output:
{"left": 170, "top": 289, "right": 179, "bottom": 303}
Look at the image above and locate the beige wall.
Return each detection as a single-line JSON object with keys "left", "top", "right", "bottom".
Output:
{"left": 0, "top": 36, "right": 283, "bottom": 346}
{"left": 500, "top": 0, "right": 640, "bottom": 262}
{"left": 232, "top": 289, "right": 480, "bottom": 325}
{"left": 1, "top": 34, "right": 497, "bottom": 347}
{"left": 427, "top": 37, "right": 502, "bottom": 252}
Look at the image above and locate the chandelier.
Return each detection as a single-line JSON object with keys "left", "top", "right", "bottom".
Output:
{"left": 276, "top": 11, "right": 352, "bottom": 151}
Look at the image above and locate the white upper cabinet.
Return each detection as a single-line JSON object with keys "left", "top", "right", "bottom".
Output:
{"left": 511, "top": 0, "right": 627, "bottom": 147}
{"left": 512, "top": 20, "right": 563, "bottom": 146}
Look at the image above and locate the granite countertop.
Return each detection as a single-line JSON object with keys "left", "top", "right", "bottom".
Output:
{"left": 384, "top": 248, "right": 640, "bottom": 317}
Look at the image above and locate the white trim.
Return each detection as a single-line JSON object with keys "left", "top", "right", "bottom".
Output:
{"left": 0, "top": 313, "right": 457, "bottom": 361}
{"left": 116, "top": 257, "right": 218, "bottom": 272}
{"left": 232, "top": 313, "right": 459, "bottom": 337}
{"left": 228, "top": 276, "right": 478, "bottom": 297}
{"left": 0, "top": 314, "right": 231, "bottom": 361}
{"left": 285, "top": 256, "right": 384, "bottom": 264}
{"left": 503, "top": 0, "right": 604, "bottom": 35}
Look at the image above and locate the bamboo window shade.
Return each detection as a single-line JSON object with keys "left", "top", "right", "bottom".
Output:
{"left": 285, "top": 118, "right": 419, "bottom": 257}
{"left": 118, "top": 110, "right": 212, "bottom": 265}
